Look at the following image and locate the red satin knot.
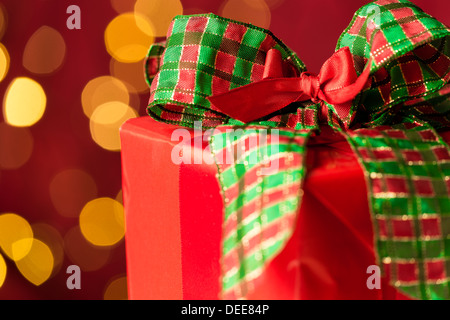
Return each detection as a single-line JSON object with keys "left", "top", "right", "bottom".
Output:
{"left": 207, "top": 46, "right": 371, "bottom": 125}
{"left": 299, "top": 72, "right": 320, "bottom": 103}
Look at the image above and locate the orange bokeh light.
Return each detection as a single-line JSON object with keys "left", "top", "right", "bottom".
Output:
{"left": 0, "top": 122, "right": 33, "bottom": 170}
{"left": 64, "top": 227, "right": 111, "bottom": 272}
{"left": 220, "top": 0, "right": 271, "bottom": 29}
{"left": 23, "top": 26, "right": 66, "bottom": 75}
{"left": 49, "top": 169, "right": 98, "bottom": 218}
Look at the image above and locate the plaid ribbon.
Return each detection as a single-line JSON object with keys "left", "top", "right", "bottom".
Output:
{"left": 145, "top": 0, "right": 450, "bottom": 300}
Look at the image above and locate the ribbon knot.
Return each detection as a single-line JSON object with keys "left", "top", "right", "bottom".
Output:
{"left": 296, "top": 71, "right": 329, "bottom": 123}
{"left": 208, "top": 47, "right": 372, "bottom": 126}
{"left": 298, "top": 71, "right": 320, "bottom": 103}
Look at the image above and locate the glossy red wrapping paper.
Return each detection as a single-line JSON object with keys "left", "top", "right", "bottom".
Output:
{"left": 121, "top": 117, "right": 450, "bottom": 300}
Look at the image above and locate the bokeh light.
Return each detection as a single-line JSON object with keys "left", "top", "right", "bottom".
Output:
{"left": 15, "top": 239, "right": 54, "bottom": 286}
{"left": 109, "top": 58, "right": 149, "bottom": 93}
{"left": 265, "top": 0, "right": 285, "bottom": 9}
{"left": 31, "top": 223, "right": 65, "bottom": 277}
{"left": 134, "top": 0, "right": 183, "bottom": 37}
{"left": 183, "top": 7, "right": 206, "bottom": 15}
{"left": 103, "top": 275, "right": 128, "bottom": 300}
{"left": 220, "top": 0, "right": 271, "bottom": 29}
{"left": 104, "top": 13, "right": 155, "bottom": 63}
{"left": 0, "top": 122, "right": 33, "bottom": 170}
{"left": 79, "top": 197, "right": 125, "bottom": 247}
{"left": 81, "top": 75, "right": 130, "bottom": 119}
{"left": 115, "top": 189, "right": 123, "bottom": 205}
{"left": 110, "top": 0, "right": 136, "bottom": 14}
{"left": 0, "top": 213, "right": 33, "bottom": 261}
{"left": 22, "top": 26, "right": 66, "bottom": 75}
{"left": 64, "top": 226, "right": 111, "bottom": 272}
{"left": 0, "top": 43, "right": 9, "bottom": 82}
{"left": 89, "top": 101, "right": 138, "bottom": 151}
{"left": 3, "top": 77, "right": 46, "bottom": 127}
{"left": 0, "top": 3, "right": 7, "bottom": 40}
{"left": 49, "top": 169, "right": 98, "bottom": 218}
{"left": 0, "top": 253, "right": 6, "bottom": 288}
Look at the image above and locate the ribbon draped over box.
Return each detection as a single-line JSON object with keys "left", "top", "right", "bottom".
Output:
{"left": 145, "top": 0, "right": 450, "bottom": 300}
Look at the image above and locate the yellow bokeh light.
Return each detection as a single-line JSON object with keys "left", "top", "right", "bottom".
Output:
{"left": 64, "top": 226, "right": 111, "bottom": 272}
{"left": 134, "top": 0, "right": 183, "bottom": 37}
{"left": 15, "top": 239, "right": 54, "bottom": 286}
{"left": 0, "top": 122, "right": 33, "bottom": 170}
{"left": 3, "top": 77, "right": 46, "bottom": 127}
{"left": 81, "top": 76, "right": 130, "bottom": 119}
{"left": 0, "top": 213, "right": 33, "bottom": 261}
{"left": 49, "top": 169, "right": 98, "bottom": 218}
{"left": 31, "top": 223, "right": 65, "bottom": 277}
{"left": 89, "top": 101, "right": 137, "bottom": 151}
{"left": 104, "top": 13, "right": 155, "bottom": 63}
{"left": 0, "top": 43, "right": 9, "bottom": 82}
{"left": 23, "top": 26, "right": 66, "bottom": 75}
{"left": 103, "top": 275, "right": 128, "bottom": 300}
{"left": 79, "top": 197, "right": 125, "bottom": 247}
{"left": 0, "top": 253, "right": 6, "bottom": 288}
{"left": 220, "top": 0, "right": 271, "bottom": 29}
{"left": 109, "top": 58, "right": 148, "bottom": 93}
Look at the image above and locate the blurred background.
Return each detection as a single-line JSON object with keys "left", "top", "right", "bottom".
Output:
{"left": 0, "top": 0, "right": 448, "bottom": 300}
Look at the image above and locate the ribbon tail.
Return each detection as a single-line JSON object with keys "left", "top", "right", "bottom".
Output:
{"left": 209, "top": 126, "right": 313, "bottom": 299}
{"left": 342, "top": 123, "right": 450, "bottom": 300}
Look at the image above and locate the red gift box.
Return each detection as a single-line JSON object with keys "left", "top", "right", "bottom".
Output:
{"left": 120, "top": 116, "right": 450, "bottom": 300}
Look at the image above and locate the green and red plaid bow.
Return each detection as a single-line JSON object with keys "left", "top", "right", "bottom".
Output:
{"left": 145, "top": 0, "right": 450, "bottom": 300}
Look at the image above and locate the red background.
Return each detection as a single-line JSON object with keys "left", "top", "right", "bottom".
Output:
{"left": 0, "top": 0, "right": 448, "bottom": 300}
